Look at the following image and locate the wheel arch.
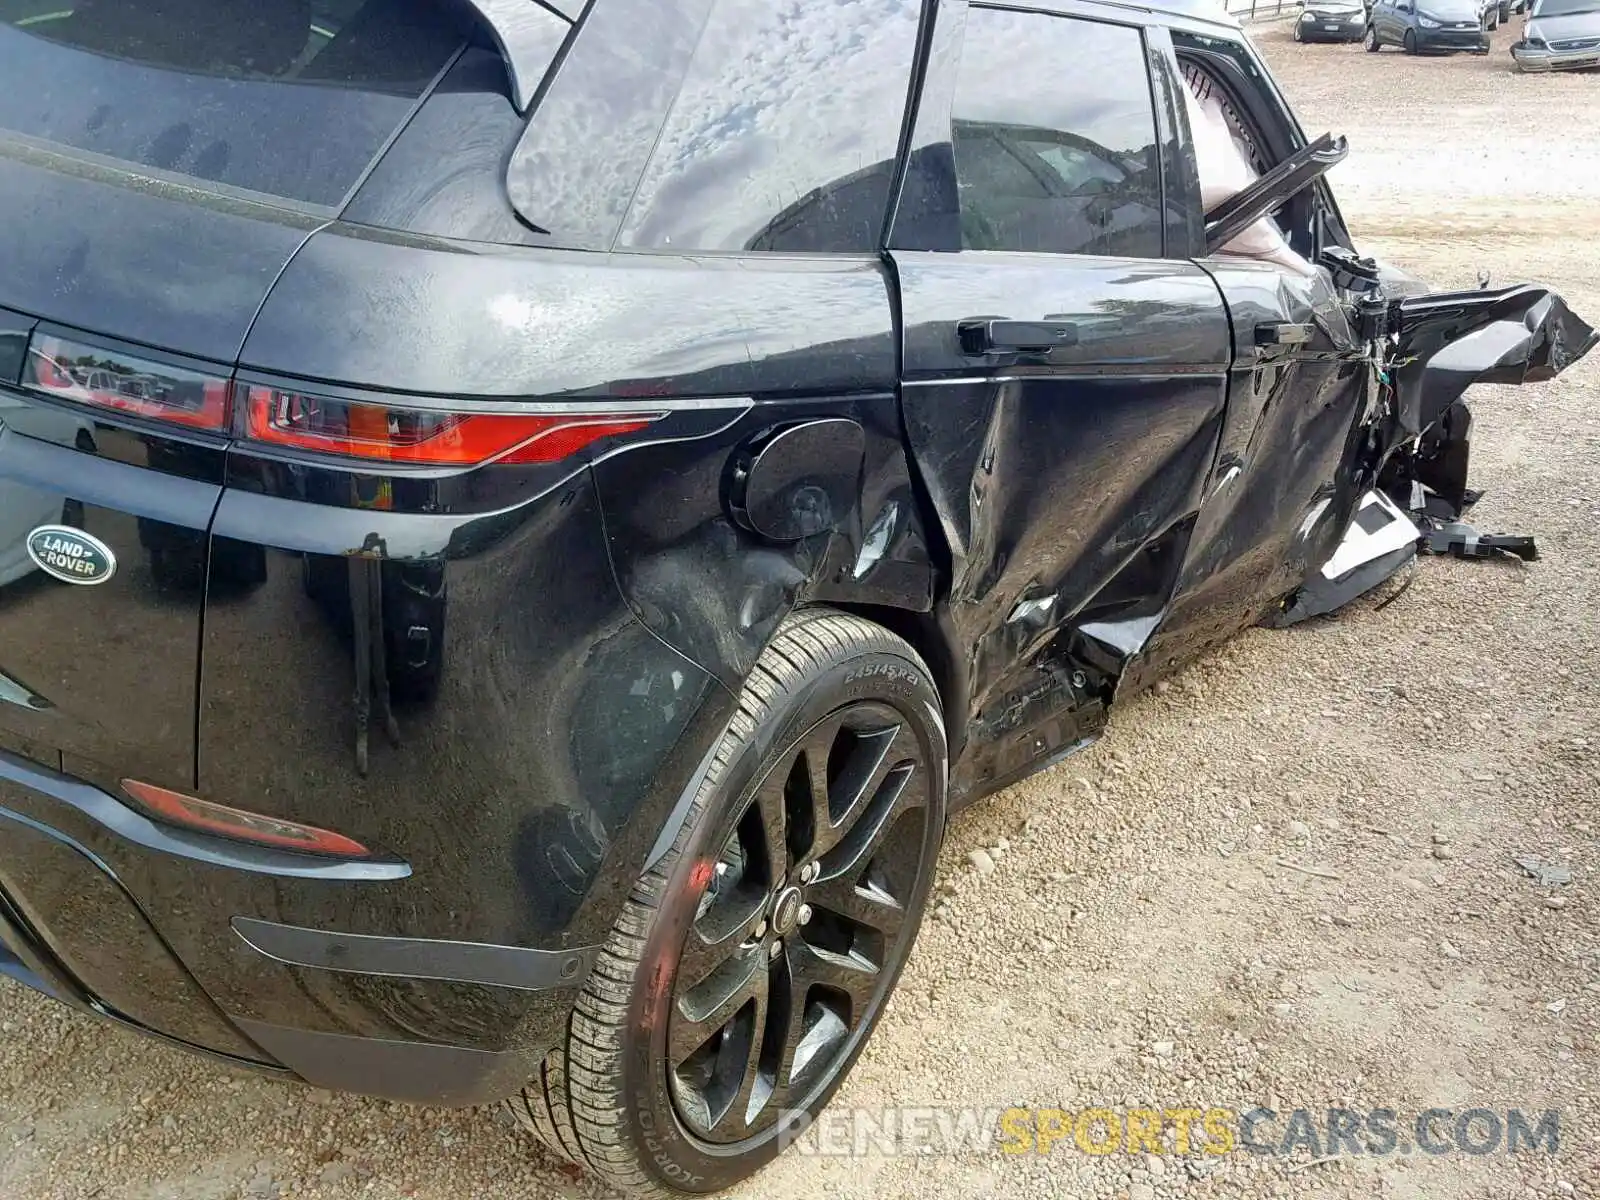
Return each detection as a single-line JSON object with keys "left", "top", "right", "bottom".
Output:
{"left": 517, "top": 604, "right": 951, "bottom": 1194}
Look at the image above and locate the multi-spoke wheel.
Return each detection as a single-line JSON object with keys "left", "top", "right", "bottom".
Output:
{"left": 511, "top": 609, "right": 946, "bottom": 1195}
{"left": 669, "top": 701, "right": 929, "bottom": 1141}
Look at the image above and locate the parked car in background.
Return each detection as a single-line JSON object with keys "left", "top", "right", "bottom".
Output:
{"left": 1497, "top": 0, "right": 1528, "bottom": 26}
{"left": 1366, "top": 0, "right": 1493, "bottom": 50}
{"left": 1513, "top": 0, "right": 1600, "bottom": 68}
{"left": 1295, "top": 0, "right": 1369, "bottom": 39}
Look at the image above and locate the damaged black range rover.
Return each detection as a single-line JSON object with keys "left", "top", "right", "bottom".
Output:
{"left": 0, "top": 0, "right": 1591, "bottom": 1193}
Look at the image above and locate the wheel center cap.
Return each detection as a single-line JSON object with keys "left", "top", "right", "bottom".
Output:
{"left": 772, "top": 885, "right": 804, "bottom": 935}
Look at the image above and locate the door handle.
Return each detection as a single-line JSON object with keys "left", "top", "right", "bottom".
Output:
{"left": 958, "top": 319, "right": 1080, "bottom": 355}
{"left": 1254, "top": 322, "right": 1313, "bottom": 349}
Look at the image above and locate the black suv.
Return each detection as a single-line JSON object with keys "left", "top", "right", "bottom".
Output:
{"left": 0, "top": 0, "right": 1590, "bottom": 1194}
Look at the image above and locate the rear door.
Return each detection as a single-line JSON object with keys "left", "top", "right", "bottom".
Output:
{"left": 0, "top": 0, "right": 471, "bottom": 789}
{"left": 1128, "top": 25, "right": 1375, "bottom": 679}
{"left": 887, "top": 1, "right": 1232, "bottom": 798}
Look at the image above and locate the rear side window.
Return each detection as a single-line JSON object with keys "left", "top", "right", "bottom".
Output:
{"left": 507, "top": 0, "right": 922, "bottom": 254}
{"left": 615, "top": 0, "right": 921, "bottom": 254}
{"left": 949, "top": 8, "right": 1165, "bottom": 259}
{"left": 0, "top": 0, "right": 469, "bottom": 207}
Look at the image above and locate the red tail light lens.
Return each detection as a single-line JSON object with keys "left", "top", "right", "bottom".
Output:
{"left": 121, "top": 779, "right": 373, "bottom": 858}
{"left": 19, "top": 334, "right": 658, "bottom": 466}
{"left": 243, "top": 386, "right": 660, "bottom": 467}
{"left": 23, "top": 336, "right": 229, "bottom": 431}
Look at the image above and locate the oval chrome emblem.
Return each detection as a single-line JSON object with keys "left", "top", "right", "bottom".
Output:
{"left": 25, "top": 525, "right": 116, "bottom": 586}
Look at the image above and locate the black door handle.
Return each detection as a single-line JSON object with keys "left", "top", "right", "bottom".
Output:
{"left": 1254, "top": 322, "right": 1313, "bottom": 349}
{"left": 958, "top": 319, "right": 1080, "bottom": 355}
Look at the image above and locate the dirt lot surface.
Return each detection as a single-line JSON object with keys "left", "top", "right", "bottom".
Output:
{"left": 3, "top": 21, "right": 1597, "bottom": 1200}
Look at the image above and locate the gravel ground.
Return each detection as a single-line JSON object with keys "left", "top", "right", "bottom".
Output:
{"left": 3, "top": 24, "right": 1597, "bottom": 1200}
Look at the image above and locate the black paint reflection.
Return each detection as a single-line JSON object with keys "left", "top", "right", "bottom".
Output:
{"left": 343, "top": 47, "right": 542, "bottom": 244}
{"left": 506, "top": 0, "right": 713, "bottom": 249}
{"left": 744, "top": 159, "right": 898, "bottom": 255}
{"left": 0, "top": 395, "right": 91, "bottom": 589}
{"left": 301, "top": 548, "right": 448, "bottom": 773}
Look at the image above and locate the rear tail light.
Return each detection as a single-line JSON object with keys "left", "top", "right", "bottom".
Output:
{"left": 21, "top": 333, "right": 659, "bottom": 465}
{"left": 242, "top": 386, "right": 660, "bottom": 467}
{"left": 22, "top": 335, "right": 228, "bottom": 431}
{"left": 121, "top": 779, "right": 373, "bottom": 858}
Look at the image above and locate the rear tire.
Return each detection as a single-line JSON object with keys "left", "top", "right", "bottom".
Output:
{"left": 509, "top": 608, "right": 948, "bottom": 1195}
{"left": 1365, "top": 24, "right": 1383, "bottom": 49}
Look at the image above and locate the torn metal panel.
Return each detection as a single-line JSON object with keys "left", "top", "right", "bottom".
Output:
{"left": 891, "top": 252, "right": 1233, "bottom": 801}
{"left": 1122, "top": 260, "right": 1373, "bottom": 686}
{"left": 1263, "top": 285, "right": 1594, "bottom": 625}
{"left": 1318, "top": 490, "right": 1419, "bottom": 579}
{"left": 1389, "top": 286, "right": 1599, "bottom": 441}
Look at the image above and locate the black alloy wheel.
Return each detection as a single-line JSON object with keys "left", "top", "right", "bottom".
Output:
{"left": 510, "top": 608, "right": 948, "bottom": 1196}
{"left": 668, "top": 700, "right": 931, "bottom": 1142}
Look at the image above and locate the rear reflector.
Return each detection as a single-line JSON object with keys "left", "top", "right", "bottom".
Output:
{"left": 243, "top": 386, "right": 660, "bottom": 466}
{"left": 23, "top": 336, "right": 229, "bottom": 431}
{"left": 121, "top": 780, "right": 373, "bottom": 859}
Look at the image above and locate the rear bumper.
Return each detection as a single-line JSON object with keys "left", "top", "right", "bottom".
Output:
{"left": 0, "top": 426, "right": 758, "bottom": 1104}
{"left": 0, "top": 880, "right": 287, "bottom": 1076}
{"left": 1512, "top": 43, "right": 1600, "bottom": 69}
{"left": 0, "top": 747, "right": 600, "bottom": 1104}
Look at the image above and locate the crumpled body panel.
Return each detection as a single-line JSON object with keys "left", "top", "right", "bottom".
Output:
{"left": 892, "top": 251, "right": 1234, "bottom": 799}
{"left": 1126, "top": 261, "right": 1374, "bottom": 688}
{"left": 1390, "top": 285, "right": 1598, "bottom": 443}
{"left": 903, "top": 261, "right": 1595, "bottom": 806}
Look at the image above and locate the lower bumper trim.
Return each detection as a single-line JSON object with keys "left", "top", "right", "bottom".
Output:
{"left": 235, "top": 1018, "right": 542, "bottom": 1107}
{"left": 232, "top": 916, "right": 599, "bottom": 992}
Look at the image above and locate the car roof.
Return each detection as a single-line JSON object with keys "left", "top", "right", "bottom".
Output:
{"left": 1122, "top": 0, "right": 1246, "bottom": 26}
{"left": 471, "top": 0, "right": 1244, "bottom": 113}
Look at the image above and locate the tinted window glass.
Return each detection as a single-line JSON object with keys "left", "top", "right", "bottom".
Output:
{"left": 886, "top": 0, "right": 967, "bottom": 253}
{"left": 506, "top": 0, "right": 715, "bottom": 250}
{"left": 615, "top": 0, "right": 921, "bottom": 254}
{"left": 0, "top": 0, "right": 468, "bottom": 206}
{"left": 950, "top": 8, "right": 1164, "bottom": 258}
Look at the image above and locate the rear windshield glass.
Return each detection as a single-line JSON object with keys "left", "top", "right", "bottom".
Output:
{"left": 0, "top": 0, "right": 469, "bottom": 207}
